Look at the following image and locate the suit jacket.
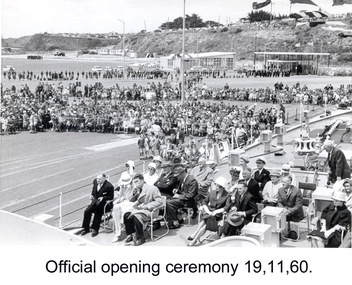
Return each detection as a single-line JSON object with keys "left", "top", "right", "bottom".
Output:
{"left": 128, "top": 183, "right": 163, "bottom": 222}
{"left": 328, "top": 147, "right": 351, "bottom": 182}
{"left": 91, "top": 179, "right": 114, "bottom": 205}
{"left": 246, "top": 178, "right": 262, "bottom": 203}
{"left": 177, "top": 174, "right": 198, "bottom": 202}
{"left": 189, "top": 166, "right": 214, "bottom": 197}
{"left": 253, "top": 168, "right": 271, "bottom": 191}
{"left": 154, "top": 172, "right": 178, "bottom": 196}
{"left": 225, "top": 191, "right": 258, "bottom": 223}
{"left": 277, "top": 185, "right": 304, "bottom": 222}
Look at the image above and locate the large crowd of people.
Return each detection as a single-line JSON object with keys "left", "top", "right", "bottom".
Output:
{"left": 2, "top": 73, "right": 351, "bottom": 247}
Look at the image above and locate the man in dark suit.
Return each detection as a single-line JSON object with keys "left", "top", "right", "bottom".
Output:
{"left": 242, "top": 168, "right": 262, "bottom": 203}
{"left": 324, "top": 139, "right": 351, "bottom": 184}
{"left": 253, "top": 157, "right": 271, "bottom": 192}
{"left": 154, "top": 161, "right": 178, "bottom": 198}
{"left": 277, "top": 176, "right": 304, "bottom": 222}
{"left": 166, "top": 166, "right": 198, "bottom": 228}
{"left": 220, "top": 180, "right": 258, "bottom": 236}
{"left": 81, "top": 173, "right": 114, "bottom": 237}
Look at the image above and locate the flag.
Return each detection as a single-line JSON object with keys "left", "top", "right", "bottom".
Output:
{"left": 333, "top": 0, "right": 352, "bottom": 5}
{"left": 290, "top": 0, "right": 317, "bottom": 5}
{"left": 252, "top": 0, "right": 271, "bottom": 10}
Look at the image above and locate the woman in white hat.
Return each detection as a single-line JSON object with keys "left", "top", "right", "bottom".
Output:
{"left": 143, "top": 162, "right": 159, "bottom": 186}
{"left": 307, "top": 191, "right": 351, "bottom": 247}
{"left": 262, "top": 169, "right": 281, "bottom": 206}
{"left": 112, "top": 172, "right": 135, "bottom": 243}
{"left": 187, "top": 176, "right": 231, "bottom": 246}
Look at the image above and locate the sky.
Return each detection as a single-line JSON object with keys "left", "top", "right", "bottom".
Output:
{"left": 1, "top": 0, "right": 351, "bottom": 38}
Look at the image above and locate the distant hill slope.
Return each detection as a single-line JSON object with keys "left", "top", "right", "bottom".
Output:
{"left": 2, "top": 20, "right": 352, "bottom": 65}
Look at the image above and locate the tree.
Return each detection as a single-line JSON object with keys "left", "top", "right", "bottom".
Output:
{"left": 246, "top": 11, "right": 272, "bottom": 22}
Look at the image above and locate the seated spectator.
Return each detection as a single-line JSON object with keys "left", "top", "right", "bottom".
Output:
{"left": 242, "top": 168, "right": 262, "bottom": 203}
{"left": 280, "top": 164, "right": 297, "bottom": 187}
{"left": 187, "top": 177, "right": 231, "bottom": 246}
{"left": 262, "top": 170, "right": 281, "bottom": 206}
{"left": 166, "top": 166, "right": 198, "bottom": 229}
{"left": 111, "top": 172, "right": 140, "bottom": 243}
{"left": 189, "top": 156, "right": 214, "bottom": 202}
{"left": 342, "top": 178, "right": 352, "bottom": 213}
{"left": 123, "top": 173, "right": 163, "bottom": 246}
{"left": 152, "top": 155, "right": 163, "bottom": 178}
{"left": 238, "top": 155, "right": 250, "bottom": 179}
{"left": 277, "top": 176, "right": 304, "bottom": 222}
{"left": 228, "top": 167, "right": 241, "bottom": 193}
{"left": 154, "top": 160, "right": 178, "bottom": 198}
{"left": 219, "top": 180, "right": 258, "bottom": 237}
{"left": 308, "top": 191, "right": 351, "bottom": 248}
{"left": 144, "top": 162, "right": 159, "bottom": 185}
{"left": 81, "top": 173, "right": 114, "bottom": 237}
{"left": 253, "top": 157, "right": 271, "bottom": 192}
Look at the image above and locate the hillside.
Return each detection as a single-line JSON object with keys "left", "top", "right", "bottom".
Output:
{"left": 2, "top": 20, "right": 352, "bottom": 65}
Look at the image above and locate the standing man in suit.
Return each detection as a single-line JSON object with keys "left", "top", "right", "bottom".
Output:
{"left": 166, "top": 166, "right": 198, "bottom": 228}
{"left": 323, "top": 140, "right": 351, "bottom": 184}
{"left": 242, "top": 168, "right": 262, "bottom": 203}
{"left": 277, "top": 176, "right": 304, "bottom": 222}
{"left": 253, "top": 157, "right": 271, "bottom": 192}
{"left": 220, "top": 180, "right": 258, "bottom": 236}
{"left": 81, "top": 173, "right": 114, "bottom": 237}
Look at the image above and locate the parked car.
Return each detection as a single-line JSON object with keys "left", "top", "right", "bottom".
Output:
{"left": 3, "top": 65, "right": 15, "bottom": 72}
{"left": 54, "top": 50, "right": 65, "bottom": 56}
{"left": 92, "top": 66, "right": 103, "bottom": 72}
{"left": 105, "top": 66, "right": 113, "bottom": 72}
{"left": 89, "top": 51, "right": 98, "bottom": 55}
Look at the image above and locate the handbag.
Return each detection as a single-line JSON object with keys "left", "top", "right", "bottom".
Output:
{"left": 205, "top": 216, "right": 218, "bottom": 231}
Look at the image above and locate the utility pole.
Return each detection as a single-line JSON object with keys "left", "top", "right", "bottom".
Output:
{"left": 117, "top": 18, "right": 126, "bottom": 80}
{"left": 181, "top": 0, "right": 185, "bottom": 103}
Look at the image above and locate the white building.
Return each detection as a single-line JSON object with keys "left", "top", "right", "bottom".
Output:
{"left": 159, "top": 51, "right": 236, "bottom": 71}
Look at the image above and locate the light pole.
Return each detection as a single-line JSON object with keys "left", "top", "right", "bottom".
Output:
{"left": 181, "top": 0, "right": 185, "bottom": 103}
{"left": 117, "top": 18, "right": 126, "bottom": 80}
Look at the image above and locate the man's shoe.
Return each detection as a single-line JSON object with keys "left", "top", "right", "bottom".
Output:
{"left": 81, "top": 230, "right": 89, "bottom": 236}
{"left": 134, "top": 237, "right": 146, "bottom": 246}
{"left": 91, "top": 230, "right": 99, "bottom": 237}
{"left": 169, "top": 221, "right": 180, "bottom": 229}
{"left": 125, "top": 235, "right": 133, "bottom": 243}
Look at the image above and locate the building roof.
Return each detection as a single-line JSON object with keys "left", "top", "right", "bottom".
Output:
{"left": 160, "top": 51, "right": 236, "bottom": 59}
{"left": 255, "top": 52, "right": 330, "bottom": 56}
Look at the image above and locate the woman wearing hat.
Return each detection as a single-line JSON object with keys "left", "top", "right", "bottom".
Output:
{"left": 238, "top": 155, "right": 249, "bottom": 180}
{"left": 143, "top": 162, "right": 159, "bottom": 186}
{"left": 262, "top": 170, "right": 281, "bottom": 206}
{"left": 187, "top": 176, "right": 231, "bottom": 246}
{"left": 111, "top": 172, "right": 136, "bottom": 243}
{"left": 307, "top": 191, "right": 351, "bottom": 248}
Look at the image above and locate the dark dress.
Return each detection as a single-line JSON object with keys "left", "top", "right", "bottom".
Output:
{"left": 200, "top": 189, "right": 231, "bottom": 223}
{"left": 308, "top": 203, "right": 351, "bottom": 247}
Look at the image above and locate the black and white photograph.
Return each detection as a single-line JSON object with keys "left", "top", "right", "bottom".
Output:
{"left": 1, "top": 0, "right": 351, "bottom": 282}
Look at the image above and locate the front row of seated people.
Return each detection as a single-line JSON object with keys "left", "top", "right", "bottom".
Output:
{"left": 81, "top": 159, "right": 351, "bottom": 247}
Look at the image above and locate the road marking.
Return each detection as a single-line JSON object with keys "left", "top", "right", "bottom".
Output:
{"left": 0, "top": 168, "right": 74, "bottom": 193}
{"left": 85, "top": 138, "right": 138, "bottom": 151}
{"left": 0, "top": 163, "right": 127, "bottom": 210}
{"left": 0, "top": 153, "right": 91, "bottom": 178}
